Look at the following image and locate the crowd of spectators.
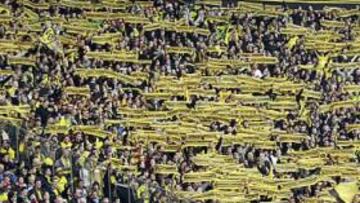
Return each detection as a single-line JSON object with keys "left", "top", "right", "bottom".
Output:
{"left": 0, "top": 0, "right": 359, "bottom": 202}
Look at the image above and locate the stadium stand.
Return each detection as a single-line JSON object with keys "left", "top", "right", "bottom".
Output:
{"left": 0, "top": 0, "right": 359, "bottom": 202}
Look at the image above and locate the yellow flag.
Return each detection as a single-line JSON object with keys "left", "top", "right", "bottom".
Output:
{"left": 40, "top": 27, "right": 63, "bottom": 54}
{"left": 287, "top": 36, "right": 299, "bottom": 50}
{"left": 40, "top": 28, "right": 55, "bottom": 46}
{"left": 335, "top": 181, "right": 359, "bottom": 203}
{"left": 58, "top": 176, "right": 68, "bottom": 193}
